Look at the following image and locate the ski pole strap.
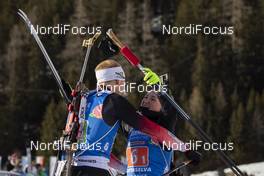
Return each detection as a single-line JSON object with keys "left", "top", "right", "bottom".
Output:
{"left": 80, "top": 32, "right": 101, "bottom": 83}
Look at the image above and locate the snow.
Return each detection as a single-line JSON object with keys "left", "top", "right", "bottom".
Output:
{"left": 192, "top": 171, "right": 218, "bottom": 176}
{"left": 192, "top": 161, "right": 264, "bottom": 176}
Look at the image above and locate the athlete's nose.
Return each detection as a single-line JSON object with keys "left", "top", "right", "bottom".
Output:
{"left": 143, "top": 98, "right": 151, "bottom": 107}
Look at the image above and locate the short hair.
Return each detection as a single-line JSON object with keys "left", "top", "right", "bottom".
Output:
{"left": 95, "top": 59, "right": 121, "bottom": 71}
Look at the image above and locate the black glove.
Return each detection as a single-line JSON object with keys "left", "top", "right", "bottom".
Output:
{"left": 61, "top": 79, "right": 73, "bottom": 101}
{"left": 185, "top": 151, "right": 202, "bottom": 166}
{"left": 97, "top": 28, "right": 119, "bottom": 58}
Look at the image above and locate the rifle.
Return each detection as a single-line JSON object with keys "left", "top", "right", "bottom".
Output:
{"left": 61, "top": 32, "right": 100, "bottom": 176}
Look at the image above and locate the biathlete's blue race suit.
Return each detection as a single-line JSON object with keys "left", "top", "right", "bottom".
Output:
{"left": 70, "top": 90, "right": 183, "bottom": 176}
{"left": 125, "top": 105, "right": 176, "bottom": 176}
{"left": 73, "top": 90, "right": 120, "bottom": 170}
{"left": 126, "top": 129, "right": 173, "bottom": 176}
{"left": 125, "top": 99, "right": 202, "bottom": 176}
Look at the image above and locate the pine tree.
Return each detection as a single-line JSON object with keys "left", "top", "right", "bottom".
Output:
{"left": 189, "top": 87, "right": 205, "bottom": 121}
{"left": 0, "top": 50, "right": 7, "bottom": 105}
{"left": 231, "top": 0, "right": 244, "bottom": 53}
{"left": 214, "top": 82, "right": 227, "bottom": 112}
{"left": 140, "top": 0, "right": 167, "bottom": 74}
{"left": 39, "top": 100, "right": 67, "bottom": 156}
{"left": 115, "top": 0, "right": 139, "bottom": 82}
{"left": 167, "top": 0, "right": 199, "bottom": 94}
{"left": 229, "top": 102, "right": 245, "bottom": 162}
{"left": 189, "top": 86, "right": 205, "bottom": 137}
{"left": 251, "top": 92, "right": 264, "bottom": 160}
{"left": 246, "top": 88, "right": 255, "bottom": 115}
{"left": 210, "top": 82, "right": 228, "bottom": 140}
{"left": 179, "top": 89, "right": 188, "bottom": 110}
{"left": 178, "top": 89, "right": 193, "bottom": 139}
{"left": 205, "top": 0, "right": 236, "bottom": 94}
{"left": 231, "top": 87, "right": 239, "bottom": 108}
{"left": 189, "top": 33, "right": 209, "bottom": 137}
{"left": 3, "top": 24, "right": 31, "bottom": 151}
{"left": 238, "top": 1, "right": 264, "bottom": 92}
{"left": 192, "top": 34, "right": 208, "bottom": 94}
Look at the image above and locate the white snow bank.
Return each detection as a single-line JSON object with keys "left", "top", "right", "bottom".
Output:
{"left": 192, "top": 161, "right": 264, "bottom": 176}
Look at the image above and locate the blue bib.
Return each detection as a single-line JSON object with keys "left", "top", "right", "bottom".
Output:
{"left": 126, "top": 129, "right": 173, "bottom": 176}
{"left": 75, "top": 90, "right": 120, "bottom": 160}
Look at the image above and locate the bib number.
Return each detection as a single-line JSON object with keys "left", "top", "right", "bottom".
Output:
{"left": 126, "top": 147, "right": 149, "bottom": 167}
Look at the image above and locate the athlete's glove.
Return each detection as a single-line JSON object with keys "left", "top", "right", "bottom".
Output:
{"left": 97, "top": 28, "right": 120, "bottom": 58}
{"left": 185, "top": 151, "right": 202, "bottom": 166}
{"left": 143, "top": 68, "right": 161, "bottom": 85}
{"left": 59, "top": 79, "right": 73, "bottom": 101}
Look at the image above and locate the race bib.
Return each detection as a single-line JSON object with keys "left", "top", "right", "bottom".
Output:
{"left": 126, "top": 147, "right": 149, "bottom": 167}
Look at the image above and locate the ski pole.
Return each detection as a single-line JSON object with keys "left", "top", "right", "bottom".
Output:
{"left": 162, "top": 160, "right": 192, "bottom": 176}
{"left": 106, "top": 29, "right": 244, "bottom": 176}
{"left": 80, "top": 32, "right": 101, "bottom": 83}
{"left": 64, "top": 31, "right": 101, "bottom": 142}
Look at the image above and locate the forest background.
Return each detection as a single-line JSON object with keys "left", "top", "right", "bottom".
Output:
{"left": 0, "top": 0, "right": 263, "bottom": 173}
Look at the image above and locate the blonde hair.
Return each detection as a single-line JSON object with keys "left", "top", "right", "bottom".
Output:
{"left": 95, "top": 59, "right": 121, "bottom": 71}
{"left": 95, "top": 59, "right": 123, "bottom": 85}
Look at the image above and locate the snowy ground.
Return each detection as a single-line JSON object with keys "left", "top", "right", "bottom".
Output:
{"left": 192, "top": 161, "right": 264, "bottom": 176}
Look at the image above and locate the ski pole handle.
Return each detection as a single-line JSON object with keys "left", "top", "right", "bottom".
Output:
{"left": 106, "top": 29, "right": 143, "bottom": 71}
{"left": 82, "top": 32, "right": 101, "bottom": 48}
{"left": 79, "top": 32, "right": 101, "bottom": 83}
{"left": 106, "top": 29, "right": 125, "bottom": 48}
